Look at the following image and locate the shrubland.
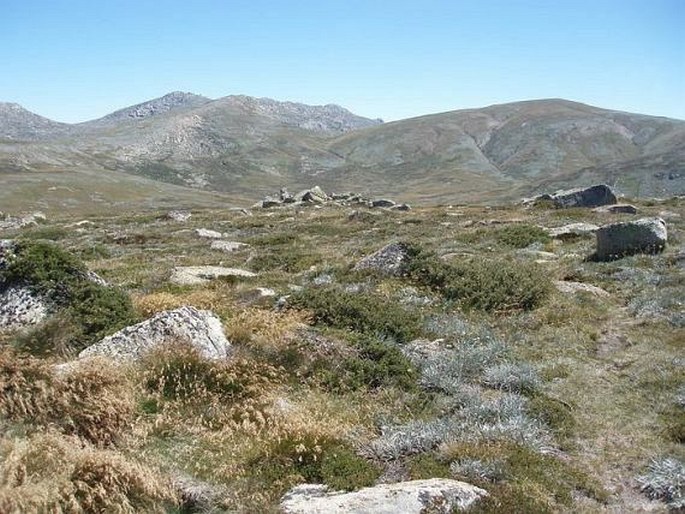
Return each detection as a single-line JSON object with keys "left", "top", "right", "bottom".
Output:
{"left": 0, "top": 195, "right": 682, "bottom": 512}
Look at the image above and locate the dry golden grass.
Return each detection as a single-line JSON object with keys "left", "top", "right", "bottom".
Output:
{"left": 0, "top": 350, "right": 134, "bottom": 446}
{"left": 0, "top": 431, "right": 178, "bottom": 513}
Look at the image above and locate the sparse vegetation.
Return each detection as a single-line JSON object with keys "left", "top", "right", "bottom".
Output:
{"left": 0, "top": 195, "right": 682, "bottom": 512}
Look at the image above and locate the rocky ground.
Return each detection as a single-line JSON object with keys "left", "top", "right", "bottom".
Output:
{"left": 0, "top": 186, "right": 682, "bottom": 513}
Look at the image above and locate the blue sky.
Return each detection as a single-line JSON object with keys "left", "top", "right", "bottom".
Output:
{"left": 1, "top": 0, "right": 683, "bottom": 122}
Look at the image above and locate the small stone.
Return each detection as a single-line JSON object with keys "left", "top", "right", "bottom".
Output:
{"left": 210, "top": 240, "right": 248, "bottom": 252}
{"left": 167, "top": 210, "right": 192, "bottom": 222}
{"left": 370, "top": 198, "right": 396, "bottom": 208}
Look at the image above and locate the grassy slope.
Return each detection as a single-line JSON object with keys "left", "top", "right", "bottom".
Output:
{"left": 0, "top": 195, "right": 682, "bottom": 512}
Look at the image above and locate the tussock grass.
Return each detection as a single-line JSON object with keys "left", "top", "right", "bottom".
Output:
{"left": 0, "top": 350, "right": 133, "bottom": 445}
{"left": 0, "top": 431, "right": 178, "bottom": 513}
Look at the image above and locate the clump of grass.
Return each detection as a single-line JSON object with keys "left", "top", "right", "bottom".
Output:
{"left": 142, "top": 342, "right": 281, "bottom": 403}
{"left": 290, "top": 286, "right": 423, "bottom": 343}
{"left": 0, "top": 349, "right": 133, "bottom": 445}
{"left": 407, "top": 453, "right": 452, "bottom": 479}
{"left": 0, "top": 432, "right": 178, "bottom": 513}
{"left": 405, "top": 246, "right": 550, "bottom": 312}
{"left": 637, "top": 457, "right": 685, "bottom": 509}
{"left": 247, "top": 432, "right": 380, "bottom": 495}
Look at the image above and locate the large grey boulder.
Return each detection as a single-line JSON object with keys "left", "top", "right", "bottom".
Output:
{"left": 79, "top": 306, "right": 231, "bottom": 361}
{"left": 0, "top": 285, "right": 49, "bottom": 331}
{"left": 539, "top": 184, "right": 617, "bottom": 208}
{"left": 595, "top": 217, "right": 667, "bottom": 261}
{"left": 353, "top": 242, "right": 411, "bottom": 276}
{"left": 370, "top": 198, "right": 396, "bottom": 208}
{"left": 280, "top": 479, "right": 487, "bottom": 514}
{"left": 170, "top": 266, "right": 256, "bottom": 286}
{"left": 296, "top": 186, "right": 329, "bottom": 204}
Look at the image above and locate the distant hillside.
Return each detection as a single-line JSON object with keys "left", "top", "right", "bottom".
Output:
{"left": 0, "top": 94, "right": 683, "bottom": 208}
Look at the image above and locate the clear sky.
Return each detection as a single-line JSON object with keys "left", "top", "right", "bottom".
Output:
{"left": 1, "top": 0, "right": 683, "bottom": 123}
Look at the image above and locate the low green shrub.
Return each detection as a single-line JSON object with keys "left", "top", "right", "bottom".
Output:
{"left": 2, "top": 241, "right": 137, "bottom": 356}
{"left": 315, "top": 336, "right": 419, "bottom": 392}
{"left": 405, "top": 246, "right": 550, "bottom": 312}
{"left": 290, "top": 287, "right": 423, "bottom": 342}
{"left": 406, "top": 453, "right": 452, "bottom": 479}
{"left": 493, "top": 224, "right": 551, "bottom": 249}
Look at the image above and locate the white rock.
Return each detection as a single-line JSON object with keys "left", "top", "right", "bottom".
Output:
{"left": 195, "top": 228, "right": 223, "bottom": 239}
{"left": 170, "top": 266, "right": 256, "bottom": 285}
{"left": 280, "top": 479, "right": 488, "bottom": 514}
{"left": 167, "top": 210, "right": 192, "bottom": 222}
{"left": 210, "top": 240, "right": 248, "bottom": 252}
{"left": 79, "top": 306, "right": 231, "bottom": 361}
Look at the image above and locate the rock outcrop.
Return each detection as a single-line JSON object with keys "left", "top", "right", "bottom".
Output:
{"left": 79, "top": 306, "right": 231, "bottom": 361}
{"left": 254, "top": 186, "right": 408, "bottom": 211}
{"left": 353, "top": 242, "right": 411, "bottom": 276}
{"left": 280, "top": 479, "right": 487, "bottom": 514}
{"left": 595, "top": 217, "right": 668, "bottom": 261}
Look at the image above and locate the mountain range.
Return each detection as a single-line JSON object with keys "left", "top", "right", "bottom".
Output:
{"left": 1, "top": 92, "right": 683, "bottom": 212}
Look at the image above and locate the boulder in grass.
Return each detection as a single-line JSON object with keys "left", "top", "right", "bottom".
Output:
{"left": 167, "top": 210, "right": 191, "bottom": 222}
{"left": 79, "top": 306, "right": 231, "bottom": 362}
{"left": 280, "top": 479, "right": 488, "bottom": 514}
{"left": 595, "top": 217, "right": 667, "bottom": 261}
{"left": 195, "top": 228, "right": 223, "bottom": 239}
{"left": 535, "top": 184, "right": 617, "bottom": 208}
{"left": 353, "top": 242, "right": 411, "bottom": 276}
{"left": 210, "top": 240, "right": 249, "bottom": 253}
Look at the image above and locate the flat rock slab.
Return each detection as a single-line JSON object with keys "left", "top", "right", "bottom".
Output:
{"left": 195, "top": 228, "right": 223, "bottom": 239}
{"left": 595, "top": 217, "right": 667, "bottom": 261}
{"left": 170, "top": 266, "right": 257, "bottom": 285}
{"left": 79, "top": 306, "right": 231, "bottom": 361}
{"left": 280, "top": 479, "right": 488, "bottom": 514}
{"left": 547, "top": 223, "right": 599, "bottom": 239}
{"left": 593, "top": 204, "right": 638, "bottom": 214}
{"left": 210, "top": 240, "right": 249, "bottom": 252}
{"left": 555, "top": 280, "right": 610, "bottom": 297}
{"left": 0, "top": 285, "right": 49, "bottom": 331}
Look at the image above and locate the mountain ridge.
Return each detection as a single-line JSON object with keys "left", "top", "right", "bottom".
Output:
{"left": 1, "top": 94, "right": 683, "bottom": 209}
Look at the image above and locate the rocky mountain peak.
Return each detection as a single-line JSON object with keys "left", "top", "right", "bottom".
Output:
{"left": 0, "top": 102, "right": 68, "bottom": 140}
{"left": 224, "top": 95, "right": 382, "bottom": 133}
{"left": 93, "top": 91, "right": 211, "bottom": 124}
